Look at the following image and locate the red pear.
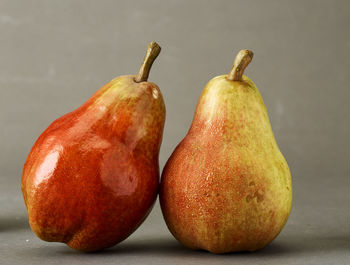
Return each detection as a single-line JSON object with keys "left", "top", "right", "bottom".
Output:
{"left": 22, "top": 42, "right": 165, "bottom": 251}
{"left": 160, "top": 50, "right": 292, "bottom": 253}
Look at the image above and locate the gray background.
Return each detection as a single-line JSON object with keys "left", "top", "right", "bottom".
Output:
{"left": 1, "top": 0, "right": 349, "bottom": 264}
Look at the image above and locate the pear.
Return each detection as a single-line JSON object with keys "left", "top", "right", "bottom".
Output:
{"left": 160, "top": 50, "right": 292, "bottom": 253}
{"left": 21, "top": 42, "right": 165, "bottom": 251}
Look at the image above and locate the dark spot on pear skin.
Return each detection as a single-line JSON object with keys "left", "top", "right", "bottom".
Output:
{"left": 246, "top": 190, "right": 264, "bottom": 203}
{"left": 246, "top": 195, "right": 253, "bottom": 202}
{"left": 204, "top": 192, "right": 209, "bottom": 197}
{"left": 249, "top": 181, "right": 255, "bottom": 186}
{"left": 254, "top": 191, "right": 264, "bottom": 202}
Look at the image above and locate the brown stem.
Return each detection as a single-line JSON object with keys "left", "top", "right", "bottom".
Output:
{"left": 135, "top": 41, "right": 161, "bottom": 82}
{"left": 227, "top": 49, "right": 254, "bottom": 81}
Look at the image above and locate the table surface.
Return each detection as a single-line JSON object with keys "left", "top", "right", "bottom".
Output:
{"left": 1, "top": 183, "right": 349, "bottom": 265}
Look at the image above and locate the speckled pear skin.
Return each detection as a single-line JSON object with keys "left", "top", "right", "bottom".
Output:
{"left": 160, "top": 75, "right": 292, "bottom": 253}
{"left": 22, "top": 75, "right": 165, "bottom": 251}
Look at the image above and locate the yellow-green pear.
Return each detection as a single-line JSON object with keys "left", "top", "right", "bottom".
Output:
{"left": 160, "top": 50, "right": 292, "bottom": 253}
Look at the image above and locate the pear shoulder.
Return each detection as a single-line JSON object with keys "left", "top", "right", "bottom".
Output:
{"left": 206, "top": 75, "right": 258, "bottom": 93}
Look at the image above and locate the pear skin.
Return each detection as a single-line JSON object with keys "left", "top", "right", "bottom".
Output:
{"left": 22, "top": 42, "right": 165, "bottom": 251}
{"left": 160, "top": 50, "right": 292, "bottom": 253}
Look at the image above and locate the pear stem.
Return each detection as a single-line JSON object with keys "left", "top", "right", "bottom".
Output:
{"left": 227, "top": 49, "right": 254, "bottom": 81}
{"left": 135, "top": 41, "right": 161, "bottom": 83}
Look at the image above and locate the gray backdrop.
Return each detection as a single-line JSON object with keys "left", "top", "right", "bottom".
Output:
{"left": 1, "top": 0, "right": 349, "bottom": 264}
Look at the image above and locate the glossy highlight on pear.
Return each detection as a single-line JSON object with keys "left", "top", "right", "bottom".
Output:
{"left": 160, "top": 49, "right": 292, "bottom": 254}
{"left": 21, "top": 42, "right": 165, "bottom": 252}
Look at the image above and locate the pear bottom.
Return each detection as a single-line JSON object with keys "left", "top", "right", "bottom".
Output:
{"left": 160, "top": 139, "right": 292, "bottom": 254}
